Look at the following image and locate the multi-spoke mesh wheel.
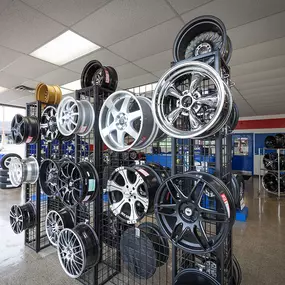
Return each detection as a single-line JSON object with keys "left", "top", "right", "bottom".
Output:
{"left": 57, "top": 224, "right": 100, "bottom": 278}
{"left": 152, "top": 61, "right": 225, "bottom": 139}
{"left": 39, "top": 159, "right": 60, "bottom": 196}
{"left": 173, "top": 15, "right": 231, "bottom": 64}
{"left": 107, "top": 165, "right": 161, "bottom": 224}
{"left": 262, "top": 172, "right": 280, "bottom": 193}
{"left": 175, "top": 268, "right": 221, "bottom": 285}
{"left": 41, "top": 106, "right": 59, "bottom": 142}
{"left": 10, "top": 202, "right": 36, "bottom": 234}
{"left": 99, "top": 91, "right": 158, "bottom": 151}
{"left": 155, "top": 172, "right": 235, "bottom": 253}
{"left": 11, "top": 114, "right": 39, "bottom": 144}
{"left": 263, "top": 153, "right": 278, "bottom": 171}
{"left": 46, "top": 209, "right": 74, "bottom": 247}
{"left": 56, "top": 96, "right": 95, "bottom": 137}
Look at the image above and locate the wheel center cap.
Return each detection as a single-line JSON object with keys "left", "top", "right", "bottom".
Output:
{"left": 69, "top": 182, "right": 73, "bottom": 187}
{"left": 184, "top": 207, "right": 192, "bottom": 217}
{"left": 195, "top": 42, "right": 212, "bottom": 56}
{"left": 181, "top": 96, "right": 192, "bottom": 108}
{"left": 116, "top": 113, "right": 128, "bottom": 130}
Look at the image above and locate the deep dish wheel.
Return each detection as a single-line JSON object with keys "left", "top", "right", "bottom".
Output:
{"left": 152, "top": 61, "right": 225, "bottom": 139}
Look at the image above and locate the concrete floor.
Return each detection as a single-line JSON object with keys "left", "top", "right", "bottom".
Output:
{"left": 0, "top": 178, "right": 284, "bottom": 285}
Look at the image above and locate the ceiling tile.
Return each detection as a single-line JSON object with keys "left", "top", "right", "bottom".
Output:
{"left": 21, "top": 80, "right": 40, "bottom": 89}
{"left": 115, "top": 63, "right": 147, "bottom": 81}
{"left": 242, "top": 84, "right": 285, "bottom": 97}
{"left": 235, "top": 100, "right": 256, "bottom": 116}
{"left": 119, "top": 73, "right": 157, "bottom": 89}
{"left": 9, "top": 94, "right": 35, "bottom": 107}
{"left": 246, "top": 93, "right": 285, "bottom": 104}
{"left": 255, "top": 106, "right": 285, "bottom": 115}
{"left": 3, "top": 55, "right": 58, "bottom": 79}
{"left": 109, "top": 17, "right": 183, "bottom": 61}
{"left": 233, "top": 67, "right": 285, "bottom": 85}
{"left": 228, "top": 11, "right": 285, "bottom": 50}
{"left": 134, "top": 50, "right": 172, "bottom": 72}
{"left": 0, "top": 0, "right": 11, "bottom": 12}
{"left": 230, "top": 37, "right": 285, "bottom": 66}
{"left": 237, "top": 77, "right": 285, "bottom": 91}
{"left": 0, "top": 89, "right": 32, "bottom": 104}
{"left": 231, "top": 55, "right": 285, "bottom": 77}
{"left": 167, "top": 0, "right": 212, "bottom": 15}
{"left": 0, "top": 72, "right": 27, "bottom": 88}
{"left": 0, "top": 1, "right": 66, "bottom": 54}
{"left": 231, "top": 87, "right": 245, "bottom": 102}
{"left": 152, "top": 69, "right": 168, "bottom": 78}
{"left": 36, "top": 68, "right": 79, "bottom": 85}
{"left": 64, "top": 48, "right": 127, "bottom": 73}
{"left": 0, "top": 46, "right": 22, "bottom": 71}
{"left": 22, "top": 0, "right": 110, "bottom": 26}
{"left": 181, "top": 0, "right": 285, "bottom": 30}
{"left": 72, "top": 0, "right": 176, "bottom": 46}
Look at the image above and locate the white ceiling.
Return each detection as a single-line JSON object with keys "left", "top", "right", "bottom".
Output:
{"left": 0, "top": 0, "right": 284, "bottom": 117}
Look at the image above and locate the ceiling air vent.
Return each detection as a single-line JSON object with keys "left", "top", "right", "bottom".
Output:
{"left": 14, "top": 85, "right": 35, "bottom": 93}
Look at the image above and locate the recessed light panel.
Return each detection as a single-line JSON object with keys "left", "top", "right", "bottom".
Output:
{"left": 31, "top": 31, "right": 100, "bottom": 65}
{"left": 61, "top": 79, "right": 81, "bottom": 91}
{"left": 0, "top": 86, "right": 7, "bottom": 93}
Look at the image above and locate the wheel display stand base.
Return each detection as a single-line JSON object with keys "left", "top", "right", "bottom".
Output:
{"left": 236, "top": 207, "right": 248, "bottom": 222}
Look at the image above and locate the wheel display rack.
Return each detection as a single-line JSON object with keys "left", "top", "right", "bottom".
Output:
{"left": 22, "top": 52, "right": 236, "bottom": 285}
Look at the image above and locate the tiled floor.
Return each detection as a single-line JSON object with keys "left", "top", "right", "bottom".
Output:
{"left": 0, "top": 178, "right": 285, "bottom": 284}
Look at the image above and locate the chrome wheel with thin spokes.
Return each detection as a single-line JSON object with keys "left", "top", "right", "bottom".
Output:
{"left": 155, "top": 172, "right": 235, "bottom": 253}
{"left": 152, "top": 61, "right": 225, "bottom": 139}
{"left": 57, "top": 223, "right": 100, "bottom": 278}
{"left": 56, "top": 96, "right": 95, "bottom": 137}
{"left": 99, "top": 91, "right": 157, "bottom": 151}
{"left": 41, "top": 106, "right": 58, "bottom": 142}
{"left": 46, "top": 209, "right": 74, "bottom": 247}
{"left": 10, "top": 202, "right": 36, "bottom": 234}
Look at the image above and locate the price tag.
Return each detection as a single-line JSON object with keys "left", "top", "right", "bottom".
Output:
{"left": 135, "top": 228, "right": 140, "bottom": 237}
{"left": 221, "top": 193, "right": 230, "bottom": 218}
{"left": 26, "top": 136, "right": 33, "bottom": 143}
{"left": 137, "top": 168, "right": 149, "bottom": 177}
{"left": 105, "top": 69, "right": 110, "bottom": 83}
{"left": 79, "top": 126, "right": 87, "bottom": 133}
{"left": 88, "top": 179, "right": 96, "bottom": 192}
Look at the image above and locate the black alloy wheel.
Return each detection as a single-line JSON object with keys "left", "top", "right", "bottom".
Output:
{"left": 10, "top": 202, "right": 36, "bottom": 234}
{"left": 155, "top": 172, "right": 235, "bottom": 254}
{"left": 262, "top": 172, "right": 278, "bottom": 193}
{"left": 11, "top": 114, "right": 39, "bottom": 144}
{"left": 264, "top": 136, "right": 277, "bottom": 149}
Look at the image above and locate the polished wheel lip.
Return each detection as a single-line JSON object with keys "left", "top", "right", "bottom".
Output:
{"left": 99, "top": 91, "right": 144, "bottom": 151}
{"left": 56, "top": 96, "right": 95, "bottom": 137}
{"left": 45, "top": 210, "right": 65, "bottom": 247}
{"left": 154, "top": 172, "right": 232, "bottom": 253}
{"left": 152, "top": 61, "right": 225, "bottom": 139}
{"left": 41, "top": 106, "right": 59, "bottom": 142}
{"left": 107, "top": 166, "right": 149, "bottom": 224}
{"left": 9, "top": 157, "right": 23, "bottom": 187}
{"left": 23, "top": 156, "right": 39, "bottom": 184}
{"left": 57, "top": 227, "right": 86, "bottom": 278}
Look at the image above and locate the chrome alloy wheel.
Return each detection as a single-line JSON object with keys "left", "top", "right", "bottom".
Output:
{"left": 9, "top": 157, "right": 23, "bottom": 187}
{"left": 99, "top": 91, "right": 157, "bottom": 151}
{"left": 152, "top": 61, "right": 225, "bottom": 139}
{"left": 46, "top": 209, "right": 74, "bottom": 247}
{"left": 56, "top": 96, "right": 95, "bottom": 137}
{"left": 41, "top": 106, "right": 58, "bottom": 142}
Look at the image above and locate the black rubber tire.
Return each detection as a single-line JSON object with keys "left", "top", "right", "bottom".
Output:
{"left": 0, "top": 176, "right": 11, "bottom": 183}
{"left": 0, "top": 169, "right": 9, "bottom": 176}
{"left": 0, "top": 182, "right": 17, "bottom": 189}
{"left": 1, "top": 153, "right": 21, "bottom": 170}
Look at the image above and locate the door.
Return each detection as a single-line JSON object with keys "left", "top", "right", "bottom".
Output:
{"left": 232, "top": 133, "right": 253, "bottom": 175}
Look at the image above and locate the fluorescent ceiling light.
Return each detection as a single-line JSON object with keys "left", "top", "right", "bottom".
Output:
{"left": 0, "top": 86, "right": 7, "bottom": 93}
{"left": 31, "top": 30, "right": 100, "bottom": 65}
{"left": 60, "top": 87, "right": 73, "bottom": 95}
{"left": 61, "top": 79, "right": 81, "bottom": 91}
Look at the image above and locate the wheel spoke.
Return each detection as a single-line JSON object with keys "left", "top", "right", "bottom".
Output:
{"left": 111, "top": 199, "right": 126, "bottom": 214}
{"left": 125, "top": 126, "right": 139, "bottom": 140}
{"left": 196, "top": 95, "right": 218, "bottom": 107}
{"left": 107, "top": 180, "right": 123, "bottom": 192}
{"left": 190, "top": 72, "right": 203, "bottom": 93}
{"left": 167, "top": 107, "right": 182, "bottom": 124}
{"left": 101, "top": 122, "right": 116, "bottom": 137}
{"left": 120, "top": 96, "right": 131, "bottom": 113}
{"left": 116, "top": 130, "right": 125, "bottom": 146}
{"left": 166, "top": 85, "right": 182, "bottom": 99}
{"left": 189, "top": 109, "right": 202, "bottom": 130}
{"left": 171, "top": 221, "right": 184, "bottom": 241}
{"left": 128, "top": 110, "right": 141, "bottom": 122}
{"left": 129, "top": 202, "right": 139, "bottom": 222}
{"left": 156, "top": 203, "right": 177, "bottom": 217}
{"left": 165, "top": 179, "right": 187, "bottom": 201}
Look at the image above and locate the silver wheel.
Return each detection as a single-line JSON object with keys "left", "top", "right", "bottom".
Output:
{"left": 9, "top": 157, "right": 23, "bottom": 187}
{"left": 57, "top": 224, "right": 100, "bottom": 278}
{"left": 107, "top": 167, "right": 149, "bottom": 224}
{"left": 56, "top": 96, "right": 95, "bottom": 137}
{"left": 152, "top": 61, "right": 225, "bottom": 139}
{"left": 46, "top": 209, "right": 74, "bottom": 247}
{"left": 99, "top": 91, "right": 157, "bottom": 151}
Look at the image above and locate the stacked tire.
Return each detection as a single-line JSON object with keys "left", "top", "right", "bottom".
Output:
{"left": 0, "top": 154, "right": 21, "bottom": 189}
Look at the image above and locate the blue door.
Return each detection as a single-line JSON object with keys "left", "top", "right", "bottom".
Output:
{"left": 232, "top": 133, "right": 253, "bottom": 175}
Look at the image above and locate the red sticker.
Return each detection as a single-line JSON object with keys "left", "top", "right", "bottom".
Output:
{"left": 221, "top": 193, "right": 230, "bottom": 218}
{"left": 26, "top": 136, "right": 33, "bottom": 143}
{"left": 137, "top": 168, "right": 149, "bottom": 177}
{"left": 105, "top": 69, "right": 110, "bottom": 83}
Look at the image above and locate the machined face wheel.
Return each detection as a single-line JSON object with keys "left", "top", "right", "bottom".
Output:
{"left": 263, "top": 153, "right": 279, "bottom": 171}
{"left": 107, "top": 165, "right": 161, "bottom": 224}
{"left": 46, "top": 209, "right": 74, "bottom": 247}
{"left": 56, "top": 96, "right": 95, "bottom": 137}
{"left": 39, "top": 159, "right": 60, "bottom": 196}
{"left": 57, "top": 223, "right": 100, "bottom": 278}
{"left": 9, "top": 157, "right": 23, "bottom": 187}
{"left": 41, "top": 106, "right": 59, "bottom": 142}
{"left": 11, "top": 114, "right": 39, "bottom": 144}
{"left": 155, "top": 172, "right": 235, "bottom": 253}
{"left": 152, "top": 61, "right": 225, "bottom": 139}
{"left": 10, "top": 202, "right": 36, "bottom": 234}
{"left": 99, "top": 90, "right": 158, "bottom": 151}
